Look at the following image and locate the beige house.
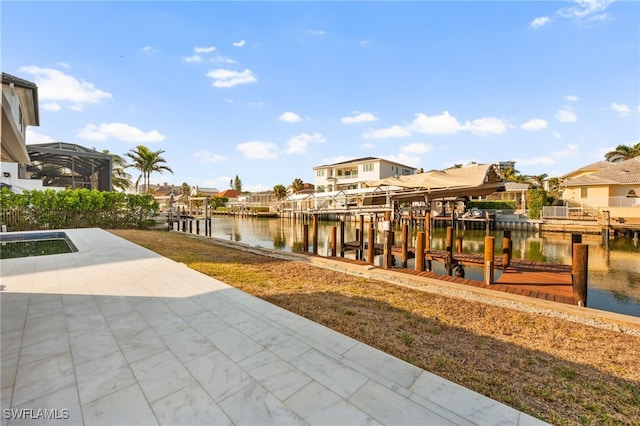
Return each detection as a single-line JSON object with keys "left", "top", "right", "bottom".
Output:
{"left": 561, "top": 157, "right": 640, "bottom": 219}
{"left": 313, "top": 157, "right": 416, "bottom": 193}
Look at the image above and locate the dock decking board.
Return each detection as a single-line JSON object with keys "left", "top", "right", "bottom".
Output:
{"left": 325, "top": 245, "right": 575, "bottom": 305}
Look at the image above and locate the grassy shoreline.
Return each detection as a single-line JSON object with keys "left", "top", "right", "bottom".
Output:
{"left": 111, "top": 229, "right": 640, "bottom": 425}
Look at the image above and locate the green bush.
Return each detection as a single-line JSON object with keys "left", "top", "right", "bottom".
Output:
{"left": 466, "top": 200, "right": 516, "bottom": 210}
{"left": 527, "top": 189, "right": 548, "bottom": 219}
{"left": 252, "top": 206, "right": 270, "bottom": 213}
{"left": 0, "top": 188, "right": 159, "bottom": 231}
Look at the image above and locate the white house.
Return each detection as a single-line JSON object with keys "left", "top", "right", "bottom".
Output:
{"left": 313, "top": 157, "right": 416, "bottom": 193}
{"left": 1, "top": 72, "right": 46, "bottom": 192}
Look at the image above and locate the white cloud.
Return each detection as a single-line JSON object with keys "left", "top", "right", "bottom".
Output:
{"left": 411, "top": 111, "right": 463, "bottom": 134}
{"left": 565, "top": 95, "right": 579, "bottom": 102}
{"left": 553, "top": 131, "right": 562, "bottom": 139}
{"left": 77, "top": 123, "right": 165, "bottom": 142}
{"left": 400, "top": 143, "right": 433, "bottom": 154}
{"left": 364, "top": 125, "right": 411, "bottom": 139}
{"left": 308, "top": 30, "right": 326, "bottom": 36}
{"left": 611, "top": 103, "right": 631, "bottom": 116}
{"left": 278, "top": 112, "right": 302, "bottom": 123}
{"left": 556, "top": 108, "right": 578, "bottom": 122}
{"left": 249, "top": 101, "right": 264, "bottom": 107}
{"left": 194, "top": 150, "right": 227, "bottom": 163}
{"left": 19, "top": 66, "right": 112, "bottom": 111}
{"left": 321, "top": 155, "right": 352, "bottom": 165}
{"left": 236, "top": 141, "right": 278, "bottom": 159}
{"left": 516, "top": 144, "right": 579, "bottom": 166}
{"left": 341, "top": 112, "right": 377, "bottom": 124}
{"left": 41, "top": 103, "right": 62, "bottom": 112}
{"left": 382, "top": 153, "right": 421, "bottom": 168}
{"left": 183, "top": 54, "right": 203, "bottom": 63}
{"left": 521, "top": 118, "right": 548, "bottom": 131}
{"left": 232, "top": 40, "right": 246, "bottom": 47}
{"left": 557, "top": 0, "right": 614, "bottom": 21}
{"left": 210, "top": 55, "right": 236, "bottom": 64}
{"left": 26, "top": 129, "right": 55, "bottom": 144}
{"left": 141, "top": 46, "right": 153, "bottom": 53}
{"left": 194, "top": 46, "right": 216, "bottom": 53}
{"left": 464, "top": 117, "right": 508, "bottom": 135}
{"left": 57, "top": 62, "right": 70, "bottom": 69}
{"left": 286, "top": 133, "right": 325, "bottom": 154}
{"left": 207, "top": 69, "right": 257, "bottom": 88}
{"left": 530, "top": 16, "right": 551, "bottom": 28}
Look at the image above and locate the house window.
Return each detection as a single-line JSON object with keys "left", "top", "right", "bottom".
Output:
{"left": 337, "top": 170, "right": 343, "bottom": 176}
{"left": 627, "top": 190, "right": 638, "bottom": 198}
{"left": 344, "top": 169, "right": 358, "bottom": 178}
{"left": 580, "top": 187, "right": 588, "bottom": 198}
{"left": 317, "top": 185, "right": 325, "bottom": 193}
{"left": 363, "top": 163, "right": 374, "bottom": 172}
{"left": 316, "top": 169, "right": 325, "bottom": 177}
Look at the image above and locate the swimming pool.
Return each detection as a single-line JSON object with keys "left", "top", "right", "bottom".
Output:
{"left": 0, "top": 231, "right": 78, "bottom": 259}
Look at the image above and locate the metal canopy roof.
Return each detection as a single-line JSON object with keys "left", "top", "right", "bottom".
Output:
{"left": 26, "top": 142, "right": 112, "bottom": 191}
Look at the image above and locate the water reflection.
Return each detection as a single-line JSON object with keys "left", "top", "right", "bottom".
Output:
{"left": 193, "top": 217, "right": 640, "bottom": 317}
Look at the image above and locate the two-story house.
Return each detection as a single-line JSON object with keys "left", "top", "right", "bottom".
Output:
{"left": 313, "top": 157, "right": 416, "bottom": 193}
{"left": 1, "top": 72, "right": 41, "bottom": 191}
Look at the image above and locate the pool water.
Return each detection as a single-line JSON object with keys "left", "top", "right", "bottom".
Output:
{"left": 0, "top": 232, "right": 77, "bottom": 259}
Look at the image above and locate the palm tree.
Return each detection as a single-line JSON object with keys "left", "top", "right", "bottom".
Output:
{"left": 102, "top": 150, "right": 132, "bottom": 192}
{"left": 604, "top": 142, "right": 640, "bottom": 162}
{"left": 290, "top": 178, "right": 305, "bottom": 194}
{"left": 529, "top": 173, "right": 548, "bottom": 189}
{"left": 273, "top": 184, "right": 287, "bottom": 200}
{"left": 125, "top": 145, "right": 173, "bottom": 194}
{"left": 501, "top": 166, "right": 529, "bottom": 183}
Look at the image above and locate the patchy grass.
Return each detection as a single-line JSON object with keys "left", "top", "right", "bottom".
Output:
{"left": 112, "top": 229, "right": 640, "bottom": 425}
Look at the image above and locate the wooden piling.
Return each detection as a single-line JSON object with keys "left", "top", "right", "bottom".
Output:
{"left": 303, "top": 224, "right": 309, "bottom": 252}
{"left": 312, "top": 215, "right": 319, "bottom": 255}
{"left": 415, "top": 231, "right": 425, "bottom": 272}
{"left": 572, "top": 243, "right": 588, "bottom": 307}
{"left": 445, "top": 226, "right": 454, "bottom": 276}
{"left": 340, "top": 221, "right": 345, "bottom": 257}
{"left": 456, "top": 236, "right": 463, "bottom": 254}
{"left": 367, "top": 225, "right": 375, "bottom": 264}
{"left": 401, "top": 223, "right": 409, "bottom": 267}
{"left": 196, "top": 220, "right": 200, "bottom": 235}
{"left": 425, "top": 211, "right": 432, "bottom": 271}
{"left": 502, "top": 230, "right": 511, "bottom": 268}
{"left": 383, "top": 230, "right": 393, "bottom": 269}
{"left": 484, "top": 236, "right": 495, "bottom": 284}
{"left": 359, "top": 215, "right": 365, "bottom": 260}
{"left": 331, "top": 226, "right": 337, "bottom": 257}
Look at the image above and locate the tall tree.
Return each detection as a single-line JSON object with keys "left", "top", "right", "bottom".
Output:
{"left": 273, "top": 184, "right": 287, "bottom": 200}
{"left": 102, "top": 150, "right": 132, "bottom": 192}
{"left": 604, "top": 142, "right": 640, "bottom": 162}
{"left": 290, "top": 178, "right": 305, "bottom": 193}
{"left": 125, "top": 145, "right": 173, "bottom": 194}
{"left": 502, "top": 166, "right": 529, "bottom": 183}
{"left": 529, "top": 173, "right": 548, "bottom": 188}
{"left": 181, "top": 182, "right": 192, "bottom": 204}
{"left": 233, "top": 175, "right": 242, "bottom": 192}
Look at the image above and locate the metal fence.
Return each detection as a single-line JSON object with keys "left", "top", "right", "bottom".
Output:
{"left": 542, "top": 206, "right": 599, "bottom": 220}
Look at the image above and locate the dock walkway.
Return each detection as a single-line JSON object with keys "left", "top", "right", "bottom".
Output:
{"left": 339, "top": 244, "right": 574, "bottom": 305}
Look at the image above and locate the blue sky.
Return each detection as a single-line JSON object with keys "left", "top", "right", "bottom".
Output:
{"left": 3, "top": 1, "right": 639, "bottom": 192}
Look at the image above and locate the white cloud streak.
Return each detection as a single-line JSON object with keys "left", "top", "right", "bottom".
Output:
{"left": 232, "top": 40, "right": 246, "bottom": 47}
{"left": 341, "top": 112, "right": 377, "bottom": 124}
{"left": 364, "top": 125, "right": 411, "bottom": 139}
{"left": 77, "top": 123, "right": 166, "bottom": 142}
{"left": 286, "top": 133, "right": 326, "bottom": 154}
{"left": 207, "top": 69, "right": 257, "bottom": 87}
{"left": 278, "top": 112, "right": 302, "bottom": 123}
{"left": 556, "top": 108, "right": 578, "bottom": 122}
{"left": 194, "top": 46, "right": 216, "bottom": 53}
{"left": 236, "top": 141, "right": 278, "bottom": 159}
{"left": 521, "top": 118, "right": 548, "bottom": 131}
{"left": 611, "top": 103, "right": 631, "bottom": 116}
{"left": 19, "top": 66, "right": 112, "bottom": 111}
{"left": 195, "top": 150, "right": 227, "bottom": 163}
{"left": 530, "top": 16, "right": 551, "bottom": 28}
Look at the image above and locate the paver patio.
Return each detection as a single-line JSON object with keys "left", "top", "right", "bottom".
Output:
{"left": 1, "top": 228, "right": 546, "bottom": 425}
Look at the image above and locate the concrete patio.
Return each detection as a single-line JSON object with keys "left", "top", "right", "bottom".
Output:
{"left": 1, "top": 228, "right": 546, "bottom": 425}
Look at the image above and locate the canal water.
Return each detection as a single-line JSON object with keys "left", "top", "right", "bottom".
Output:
{"left": 190, "top": 216, "right": 640, "bottom": 317}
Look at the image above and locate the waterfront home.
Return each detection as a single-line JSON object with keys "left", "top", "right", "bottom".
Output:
{"left": 560, "top": 157, "right": 640, "bottom": 220}
{"left": 1, "top": 72, "right": 41, "bottom": 192}
{"left": 483, "top": 181, "right": 530, "bottom": 213}
{"left": 313, "top": 157, "right": 416, "bottom": 193}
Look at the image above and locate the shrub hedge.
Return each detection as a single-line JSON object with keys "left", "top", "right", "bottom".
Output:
{"left": 0, "top": 188, "right": 159, "bottom": 231}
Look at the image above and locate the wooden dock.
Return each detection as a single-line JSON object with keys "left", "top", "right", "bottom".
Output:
{"left": 339, "top": 243, "right": 574, "bottom": 305}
